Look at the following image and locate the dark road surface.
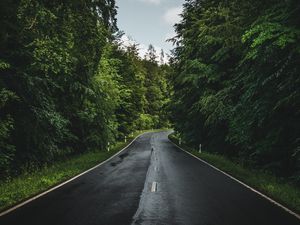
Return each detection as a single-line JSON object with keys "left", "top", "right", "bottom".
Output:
{"left": 1, "top": 131, "right": 299, "bottom": 225}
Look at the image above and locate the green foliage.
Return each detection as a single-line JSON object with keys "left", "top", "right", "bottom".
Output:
{"left": 136, "top": 114, "right": 158, "bottom": 130}
{"left": 0, "top": 0, "right": 170, "bottom": 178}
{"left": 0, "top": 88, "right": 17, "bottom": 176}
{"left": 0, "top": 0, "right": 110, "bottom": 174}
{"left": 0, "top": 59, "right": 18, "bottom": 175}
{"left": 170, "top": 0, "right": 300, "bottom": 180}
{"left": 143, "top": 45, "right": 170, "bottom": 128}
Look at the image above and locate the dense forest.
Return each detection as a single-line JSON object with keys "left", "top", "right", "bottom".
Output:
{"left": 170, "top": 0, "right": 300, "bottom": 181}
{"left": 0, "top": 0, "right": 170, "bottom": 178}
{"left": 0, "top": 0, "right": 299, "bottom": 184}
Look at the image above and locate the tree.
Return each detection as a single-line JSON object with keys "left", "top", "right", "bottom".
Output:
{"left": 170, "top": 0, "right": 300, "bottom": 179}
{"left": 0, "top": 0, "right": 120, "bottom": 175}
{"left": 145, "top": 44, "right": 157, "bottom": 63}
{"left": 0, "top": 0, "right": 171, "bottom": 178}
{"left": 160, "top": 49, "right": 165, "bottom": 65}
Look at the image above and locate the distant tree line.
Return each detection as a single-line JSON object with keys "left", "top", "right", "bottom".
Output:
{"left": 0, "top": 0, "right": 170, "bottom": 177}
{"left": 170, "top": 0, "right": 300, "bottom": 180}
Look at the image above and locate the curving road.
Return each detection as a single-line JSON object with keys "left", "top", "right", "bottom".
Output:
{"left": 0, "top": 131, "right": 299, "bottom": 225}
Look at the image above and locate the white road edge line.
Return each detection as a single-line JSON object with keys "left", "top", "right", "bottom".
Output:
{"left": 151, "top": 182, "right": 158, "bottom": 192}
{"left": 169, "top": 140, "right": 300, "bottom": 220}
{"left": 0, "top": 132, "right": 152, "bottom": 217}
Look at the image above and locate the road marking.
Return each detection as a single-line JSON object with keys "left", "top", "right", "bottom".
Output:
{"left": 0, "top": 132, "right": 153, "bottom": 217}
{"left": 154, "top": 166, "right": 158, "bottom": 172}
{"left": 169, "top": 140, "right": 300, "bottom": 220}
{"left": 151, "top": 182, "right": 158, "bottom": 192}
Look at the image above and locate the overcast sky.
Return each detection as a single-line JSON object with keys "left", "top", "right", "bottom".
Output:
{"left": 115, "top": 0, "right": 185, "bottom": 59}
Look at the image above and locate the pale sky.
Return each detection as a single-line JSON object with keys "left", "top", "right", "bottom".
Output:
{"left": 115, "top": 0, "right": 185, "bottom": 59}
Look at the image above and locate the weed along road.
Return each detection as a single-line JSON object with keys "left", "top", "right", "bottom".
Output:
{"left": 0, "top": 131, "right": 299, "bottom": 225}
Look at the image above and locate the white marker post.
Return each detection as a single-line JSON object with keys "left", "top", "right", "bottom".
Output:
{"left": 179, "top": 138, "right": 182, "bottom": 145}
{"left": 107, "top": 142, "right": 110, "bottom": 152}
{"left": 199, "top": 144, "right": 202, "bottom": 153}
{"left": 124, "top": 136, "right": 127, "bottom": 143}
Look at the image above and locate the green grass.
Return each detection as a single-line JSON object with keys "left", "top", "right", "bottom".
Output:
{"left": 0, "top": 129, "right": 167, "bottom": 212}
{"left": 169, "top": 134, "right": 300, "bottom": 214}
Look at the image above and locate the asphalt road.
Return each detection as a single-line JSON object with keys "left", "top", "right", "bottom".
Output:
{"left": 1, "top": 131, "right": 299, "bottom": 225}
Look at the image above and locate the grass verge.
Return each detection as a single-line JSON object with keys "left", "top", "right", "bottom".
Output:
{"left": 169, "top": 133, "right": 300, "bottom": 214}
{"left": 0, "top": 129, "right": 166, "bottom": 213}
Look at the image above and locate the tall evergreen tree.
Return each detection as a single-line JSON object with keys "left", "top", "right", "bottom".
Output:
{"left": 170, "top": 0, "right": 300, "bottom": 179}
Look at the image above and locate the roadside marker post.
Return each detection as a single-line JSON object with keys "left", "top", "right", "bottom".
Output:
{"left": 124, "top": 136, "right": 127, "bottom": 143}
{"left": 199, "top": 144, "right": 202, "bottom": 153}
{"left": 107, "top": 142, "right": 110, "bottom": 152}
{"left": 179, "top": 138, "right": 182, "bottom": 145}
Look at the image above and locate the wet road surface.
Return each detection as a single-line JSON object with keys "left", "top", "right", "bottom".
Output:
{"left": 1, "top": 131, "right": 299, "bottom": 225}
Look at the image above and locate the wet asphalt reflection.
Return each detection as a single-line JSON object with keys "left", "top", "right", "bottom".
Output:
{"left": 1, "top": 131, "right": 299, "bottom": 225}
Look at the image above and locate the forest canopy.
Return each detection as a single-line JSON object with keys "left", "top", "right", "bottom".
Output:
{"left": 0, "top": 0, "right": 299, "bottom": 184}
{"left": 0, "top": 0, "right": 170, "bottom": 177}
{"left": 169, "top": 0, "right": 300, "bottom": 181}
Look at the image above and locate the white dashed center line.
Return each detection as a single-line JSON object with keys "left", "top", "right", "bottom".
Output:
{"left": 151, "top": 182, "right": 158, "bottom": 192}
